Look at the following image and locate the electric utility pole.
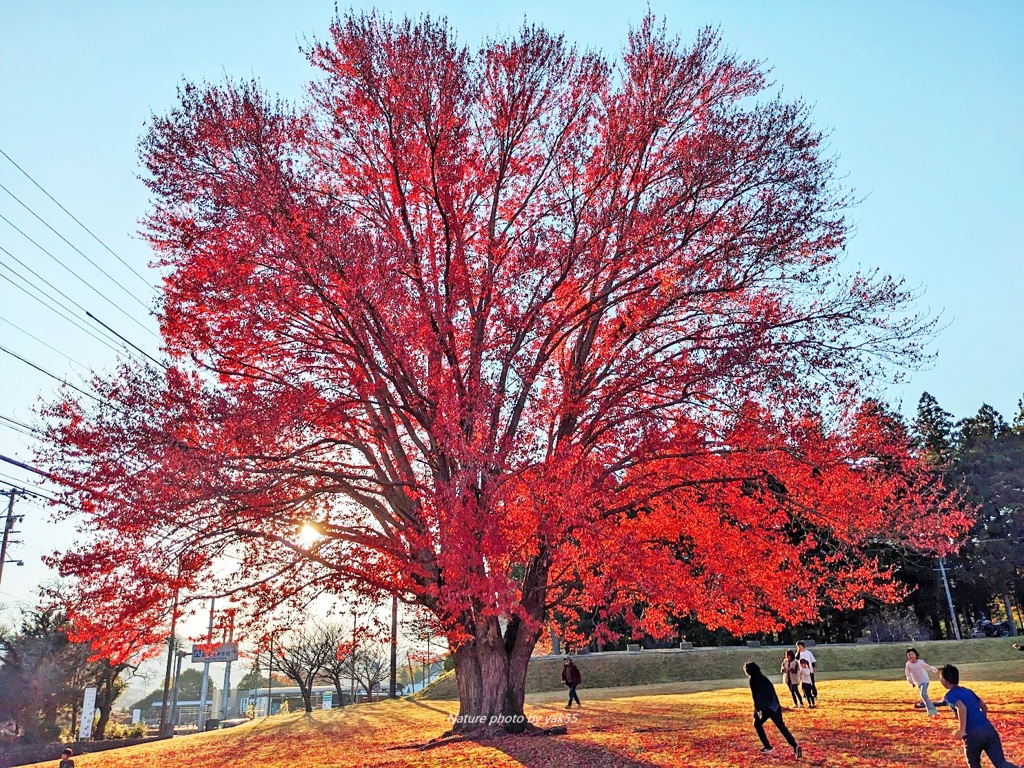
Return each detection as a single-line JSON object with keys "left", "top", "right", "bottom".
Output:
{"left": 0, "top": 489, "right": 24, "bottom": 588}
{"left": 937, "top": 557, "right": 962, "bottom": 640}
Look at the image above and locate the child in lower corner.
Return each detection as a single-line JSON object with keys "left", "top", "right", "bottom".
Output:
{"left": 939, "top": 664, "right": 1018, "bottom": 768}
{"left": 799, "top": 659, "right": 816, "bottom": 708}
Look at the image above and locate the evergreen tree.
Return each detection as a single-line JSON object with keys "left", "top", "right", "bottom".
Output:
{"left": 913, "top": 392, "right": 955, "bottom": 466}
{"left": 952, "top": 407, "right": 1024, "bottom": 632}
{"left": 956, "top": 403, "right": 1009, "bottom": 448}
{"left": 1011, "top": 395, "right": 1024, "bottom": 436}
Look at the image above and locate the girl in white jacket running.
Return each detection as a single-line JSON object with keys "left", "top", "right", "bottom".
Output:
{"left": 905, "top": 647, "right": 938, "bottom": 716}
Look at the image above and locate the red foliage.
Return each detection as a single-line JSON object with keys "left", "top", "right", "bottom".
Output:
{"left": 38, "top": 12, "right": 968, "bottom": 720}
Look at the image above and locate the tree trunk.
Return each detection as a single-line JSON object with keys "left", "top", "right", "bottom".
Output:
{"left": 299, "top": 682, "right": 313, "bottom": 713}
{"left": 444, "top": 549, "right": 550, "bottom": 736}
{"left": 95, "top": 706, "right": 111, "bottom": 741}
{"left": 449, "top": 613, "right": 541, "bottom": 735}
{"left": 94, "top": 672, "right": 116, "bottom": 740}
{"left": 1002, "top": 595, "right": 1019, "bottom": 635}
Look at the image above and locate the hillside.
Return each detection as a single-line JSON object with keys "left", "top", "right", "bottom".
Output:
{"left": 420, "top": 637, "right": 1021, "bottom": 699}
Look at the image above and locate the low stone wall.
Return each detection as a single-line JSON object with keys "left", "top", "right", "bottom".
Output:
{"left": 418, "top": 637, "right": 1020, "bottom": 700}
{"left": 0, "top": 736, "right": 166, "bottom": 768}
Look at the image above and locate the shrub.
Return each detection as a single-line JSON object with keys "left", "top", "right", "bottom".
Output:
{"left": 105, "top": 721, "right": 148, "bottom": 739}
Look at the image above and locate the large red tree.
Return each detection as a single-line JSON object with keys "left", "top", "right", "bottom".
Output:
{"left": 40, "top": 14, "right": 968, "bottom": 734}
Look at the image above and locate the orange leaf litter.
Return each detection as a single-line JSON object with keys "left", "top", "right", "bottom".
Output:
{"left": 26, "top": 675, "right": 1022, "bottom": 767}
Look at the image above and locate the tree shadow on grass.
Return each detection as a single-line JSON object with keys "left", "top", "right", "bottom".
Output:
{"left": 484, "top": 735, "right": 663, "bottom": 768}
{"left": 404, "top": 698, "right": 457, "bottom": 718}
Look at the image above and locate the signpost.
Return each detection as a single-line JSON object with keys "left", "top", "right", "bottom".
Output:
{"left": 79, "top": 687, "right": 97, "bottom": 740}
{"left": 322, "top": 691, "right": 333, "bottom": 710}
{"left": 191, "top": 642, "right": 240, "bottom": 663}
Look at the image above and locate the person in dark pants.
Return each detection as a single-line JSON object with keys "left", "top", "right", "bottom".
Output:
{"left": 939, "top": 664, "right": 1017, "bottom": 768}
{"left": 744, "top": 662, "right": 802, "bottom": 759}
{"left": 796, "top": 641, "right": 817, "bottom": 699}
{"left": 781, "top": 649, "right": 803, "bottom": 707}
{"left": 562, "top": 657, "right": 582, "bottom": 708}
{"left": 58, "top": 748, "right": 75, "bottom": 768}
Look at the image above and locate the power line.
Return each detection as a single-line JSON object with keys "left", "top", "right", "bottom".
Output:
{"left": 0, "top": 414, "right": 41, "bottom": 436}
{"left": 0, "top": 416, "right": 38, "bottom": 440}
{"left": 0, "top": 472, "right": 57, "bottom": 504}
{"left": 0, "top": 422, "right": 36, "bottom": 440}
{"left": 0, "top": 334, "right": 145, "bottom": 425}
{"left": 87, "top": 311, "right": 167, "bottom": 370}
{"left": 0, "top": 241, "right": 97, "bottom": 315}
{"left": 0, "top": 249, "right": 145, "bottom": 360}
{"left": 0, "top": 343, "right": 105, "bottom": 405}
{"left": 0, "top": 146, "right": 154, "bottom": 291}
{"left": 0, "top": 452, "right": 55, "bottom": 482}
{"left": 0, "top": 452, "right": 95, "bottom": 501}
{"left": 0, "top": 314, "right": 88, "bottom": 368}
{"left": 0, "top": 212, "right": 158, "bottom": 340}
{"left": 0, "top": 181, "right": 153, "bottom": 313}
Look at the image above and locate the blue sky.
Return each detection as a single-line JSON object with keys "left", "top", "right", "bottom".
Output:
{"left": 0, "top": 1, "right": 1022, "bottom": 613}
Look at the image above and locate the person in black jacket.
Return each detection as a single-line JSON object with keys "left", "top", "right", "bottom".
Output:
{"left": 562, "top": 657, "right": 582, "bottom": 708}
{"left": 744, "top": 662, "right": 802, "bottom": 758}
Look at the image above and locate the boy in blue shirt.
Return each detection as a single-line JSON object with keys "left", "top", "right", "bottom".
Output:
{"left": 939, "top": 664, "right": 1017, "bottom": 768}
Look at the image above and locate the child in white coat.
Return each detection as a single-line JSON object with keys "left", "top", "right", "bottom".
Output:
{"left": 904, "top": 647, "right": 938, "bottom": 716}
{"left": 798, "top": 659, "right": 816, "bottom": 708}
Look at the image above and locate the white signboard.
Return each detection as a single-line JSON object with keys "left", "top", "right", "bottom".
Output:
{"left": 132, "top": 708, "right": 142, "bottom": 724}
{"left": 79, "top": 687, "right": 97, "bottom": 740}
{"left": 322, "top": 691, "right": 333, "bottom": 710}
{"left": 239, "top": 697, "right": 249, "bottom": 716}
{"left": 191, "top": 642, "right": 239, "bottom": 663}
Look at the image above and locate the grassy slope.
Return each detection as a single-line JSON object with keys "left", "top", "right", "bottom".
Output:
{"left": 21, "top": 660, "right": 1023, "bottom": 768}
{"left": 422, "top": 638, "right": 1021, "bottom": 699}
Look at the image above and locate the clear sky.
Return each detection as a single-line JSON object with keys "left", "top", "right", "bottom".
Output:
{"left": 1, "top": 1, "right": 1022, "bottom": 622}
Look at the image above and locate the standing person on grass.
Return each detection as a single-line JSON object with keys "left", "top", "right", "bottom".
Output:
{"left": 562, "top": 657, "right": 582, "bottom": 709}
{"left": 58, "top": 748, "right": 75, "bottom": 768}
{"left": 796, "top": 641, "right": 817, "bottom": 700}
{"left": 744, "top": 662, "right": 803, "bottom": 759}
{"left": 781, "top": 649, "right": 804, "bottom": 707}
{"left": 939, "top": 664, "right": 1018, "bottom": 768}
{"left": 798, "top": 659, "right": 817, "bottom": 708}
{"left": 905, "top": 647, "right": 938, "bottom": 716}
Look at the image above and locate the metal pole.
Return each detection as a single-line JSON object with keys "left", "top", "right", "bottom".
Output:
{"left": 157, "top": 585, "right": 180, "bottom": 737}
{"left": 170, "top": 651, "right": 186, "bottom": 735}
{"left": 350, "top": 612, "right": 357, "bottom": 704}
{"left": 938, "top": 557, "right": 962, "bottom": 640}
{"left": 221, "top": 612, "right": 235, "bottom": 717}
{"left": 389, "top": 594, "right": 398, "bottom": 698}
{"left": 197, "top": 597, "right": 215, "bottom": 731}
{"left": 425, "top": 635, "right": 431, "bottom": 685}
{"left": 266, "top": 631, "right": 274, "bottom": 717}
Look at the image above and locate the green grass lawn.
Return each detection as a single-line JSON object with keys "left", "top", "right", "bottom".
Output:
{"left": 422, "top": 638, "right": 1021, "bottom": 698}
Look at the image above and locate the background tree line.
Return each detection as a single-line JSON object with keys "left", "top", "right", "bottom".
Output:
{"left": 0, "top": 606, "right": 135, "bottom": 744}
{"left": 550, "top": 391, "right": 1024, "bottom": 648}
